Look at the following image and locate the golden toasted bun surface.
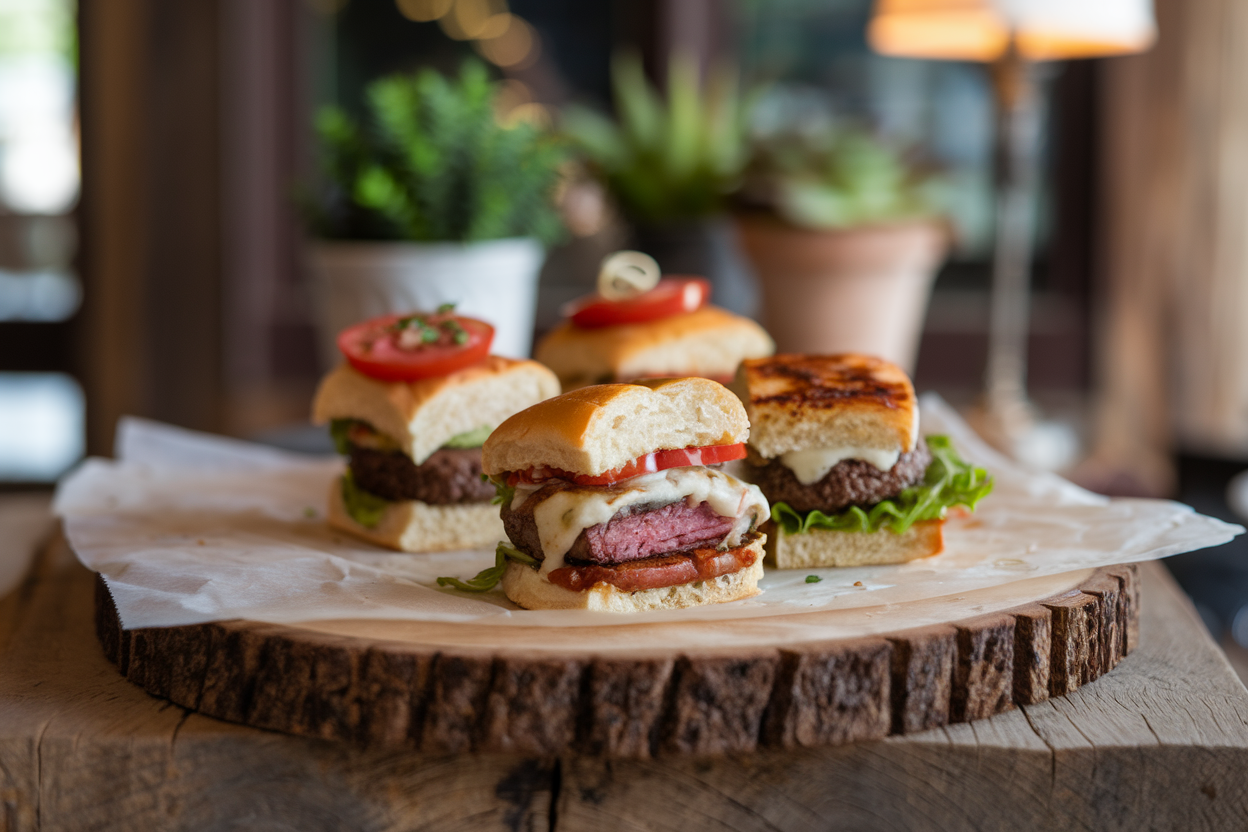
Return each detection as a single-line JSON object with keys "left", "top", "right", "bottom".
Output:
{"left": 500, "top": 537, "right": 765, "bottom": 611}
{"left": 766, "top": 520, "right": 943, "bottom": 569}
{"left": 482, "top": 377, "right": 749, "bottom": 477}
{"left": 535, "top": 305, "right": 774, "bottom": 390}
{"left": 741, "top": 353, "right": 917, "bottom": 458}
{"left": 312, "top": 357, "right": 560, "bottom": 464}
{"left": 326, "top": 476, "right": 504, "bottom": 553}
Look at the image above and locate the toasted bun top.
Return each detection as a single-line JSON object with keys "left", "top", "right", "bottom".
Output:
{"left": 739, "top": 353, "right": 917, "bottom": 458}
{"left": 482, "top": 377, "right": 749, "bottom": 477}
{"left": 534, "top": 306, "right": 774, "bottom": 388}
{"left": 312, "top": 357, "right": 560, "bottom": 464}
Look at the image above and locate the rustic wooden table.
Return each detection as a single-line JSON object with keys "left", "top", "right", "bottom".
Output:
{"left": 4, "top": 495, "right": 1248, "bottom": 831}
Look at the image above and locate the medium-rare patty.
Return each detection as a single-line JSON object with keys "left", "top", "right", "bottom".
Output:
{"left": 348, "top": 446, "right": 494, "bottom": 505}
{"left": 750, "top": 441, "right": 932, "bottom": 513}
{"left": 501, "top": 481, "right": 736, "bottom": 566}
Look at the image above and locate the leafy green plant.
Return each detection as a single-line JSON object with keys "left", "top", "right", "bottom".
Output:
{"left": 307, "top": 60, "right": 567, "bottom": 245}
{"left": 562, "top": 51, "right": 751, "bottom": 225}
{"left": 745, "top": 127, "right": 942, "bottom": 230}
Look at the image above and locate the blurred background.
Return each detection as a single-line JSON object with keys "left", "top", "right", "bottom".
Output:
{"left": 2, "top": 0, "right": 1248, "bottom": 667}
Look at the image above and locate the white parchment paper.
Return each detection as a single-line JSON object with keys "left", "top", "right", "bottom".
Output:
{"left": 54, "top": 396, "right": 1242, "bottom": 630}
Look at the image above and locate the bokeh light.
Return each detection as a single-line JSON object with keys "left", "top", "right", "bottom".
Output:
{"left": 474, "top": 15, "right": 539, "bottom": 69}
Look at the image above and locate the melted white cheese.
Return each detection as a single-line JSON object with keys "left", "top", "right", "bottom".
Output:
{"left": 775, "top": 404, "right": 920, "bottom": 485}
{"left": 518, "top": 468, "right": 769, "bottom": 577}
{"left": 779, "top": 446, "right": 902, "bottom": 485}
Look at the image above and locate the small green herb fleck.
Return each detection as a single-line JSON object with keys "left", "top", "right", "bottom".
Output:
{"left": 805, "top": 575, "right": 822, "bottom": 584}
{"left": 437, "top": 302, "right": 456, "bottom": 313}
{"left": 441, "top": 319, "right": 469, "bottom": 345}
{"left": 304, "top": 507, "right": 318, "bottom": 519}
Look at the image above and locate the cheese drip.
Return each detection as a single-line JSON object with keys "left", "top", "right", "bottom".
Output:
{"left": 779, "top": 446, "right": 902, "bottom": 485}
{"left": 513, "top": 468, "right": 769, "bottom": 577}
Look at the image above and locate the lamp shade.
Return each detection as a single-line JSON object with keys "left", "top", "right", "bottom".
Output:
{"left": 868, "top": 0, "right": 1156, "bottom": 61}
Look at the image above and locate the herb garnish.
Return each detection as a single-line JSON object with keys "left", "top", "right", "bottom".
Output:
{"left": 392, "top": 307, "right": 471, "bottom": 348}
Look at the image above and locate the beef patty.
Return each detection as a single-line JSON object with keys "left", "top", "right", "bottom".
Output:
{"left": 348, "top": 446, "right": 494, "bottom": 505}
{"left": 750, "top": 440, "right": 932, "bottom": 513}
{"left": 501, "top": 481, "right": 737, "bottom": 566}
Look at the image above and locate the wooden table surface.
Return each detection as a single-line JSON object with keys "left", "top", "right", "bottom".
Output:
{"left": 4, "top": 496, "right": 1248, "bottom": 831}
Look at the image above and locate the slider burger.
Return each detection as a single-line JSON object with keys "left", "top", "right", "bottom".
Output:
{"left": 443, "top": 377, "right": 770, "bottom": 611}
{"left": 535, "top": 251, "right": 774, "bottom": 390}
{"left": 313, "top": 306, "right": 559, "bottom": 552}
{"left": 739, "top": 353, "right": 992, "bottom": 569}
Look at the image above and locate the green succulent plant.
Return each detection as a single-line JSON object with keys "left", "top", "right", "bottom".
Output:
{"left": 748, "top": 128, "right": 943, "bottom": 230}
{"left": 307, "top": 60, "right": 567, "bottom": 245}
{"left": 562, "top": 51, "right": 751, "bottom": 225}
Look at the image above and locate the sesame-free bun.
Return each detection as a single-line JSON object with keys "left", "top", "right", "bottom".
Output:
{"left": 766, "top": 520, "right": 943, "bottom": 569}
{"left": 312, "top": 357, "right": 560, "bottom": 464}
{"left": 482, "top": 377, "right": 749, "bottom": 478}
{"left": 740, "top": 353, "right": 918, "bottom": 459}
{"left": 326, "top": 475, "right": 504, "bottom": 552}
{"left": 500, "top": 536, "right": 765, "bottom": 611}
{"left": 535, "top": 306, "right": 774, "bottom": 390}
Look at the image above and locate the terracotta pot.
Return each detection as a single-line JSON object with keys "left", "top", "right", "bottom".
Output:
{"left": 735, "top": 216, "right": 947, "bottom": 373}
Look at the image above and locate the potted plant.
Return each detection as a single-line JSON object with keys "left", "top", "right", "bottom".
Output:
{"left": 561, "top": 52, "right": 758, "bottom": 314}
{"left": 304, "top": 60, "right": 567, "bottom": 364}
{"left": 734, "top": 125, "right": 948, "bottom": 372}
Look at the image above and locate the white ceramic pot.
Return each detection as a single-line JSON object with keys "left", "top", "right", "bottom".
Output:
{"left": 735, "top": 217, "right": 947, "bottom": 374}
{"left": 308, "top": 237, "right": 544, "bottom": 367}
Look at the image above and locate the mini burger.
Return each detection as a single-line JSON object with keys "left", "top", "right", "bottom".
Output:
{"left": 534, "top": 251, "right": 774, "bottom": 390}
{"left": 441, "top": 377, "right": 770, "bottom": 612}
{"left": 739, "top": 353, "right": 991, "bottom": 569}
{"left": 313, "top": 307, "right": 559, "bottom": 553}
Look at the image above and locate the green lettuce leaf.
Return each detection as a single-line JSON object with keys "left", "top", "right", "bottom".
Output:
{"left": 437, "top": 542, "right": 539, "bottom": 592}
{"left": 771, "top": 435, "right": 992, "bottom": 536}
{"left": 328, "top": 418, "right": 361, "bottom": 456}
{"left": 443, "top": 424, "right": 493, "bottom": 449}
{"left": 331, "top": 419, "right": 491, "bottom": 455}
{"left": 490, "top": 478, "right": 516, "bottom": 506}
{"left": 340, "top": 470, "right": 390, "bottom": 529}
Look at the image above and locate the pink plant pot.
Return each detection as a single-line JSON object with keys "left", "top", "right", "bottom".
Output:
{"left": 735, "top": 217, "right": 948, "bottom": 373}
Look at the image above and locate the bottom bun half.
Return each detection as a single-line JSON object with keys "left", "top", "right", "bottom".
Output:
{"left": 501, "top": 535, "right": 766, "bottom": 612}
{"left": 766, "top": 519, "right": 943, "bottom": 569}
{"left": 327, "top": 476, "right": 504, "bottom": 553}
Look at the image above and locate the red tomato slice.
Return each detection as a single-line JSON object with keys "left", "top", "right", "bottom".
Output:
{"left": 563, "top": 277, "right": 711, "bottom": 329}
{"left": 507, "top": 442, "right": 746, "bottom": 487}
{"left": 337, "top": 313, "right": 494, "bottom": 382}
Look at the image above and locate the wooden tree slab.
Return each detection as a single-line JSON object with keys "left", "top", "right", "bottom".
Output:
{"left": 93, "top": 565, "right": 1140, "bottom": 757}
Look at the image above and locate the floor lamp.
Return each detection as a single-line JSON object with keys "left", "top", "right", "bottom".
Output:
{"left": 867, "top": 1, "right": 1155, "bottom": 469}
